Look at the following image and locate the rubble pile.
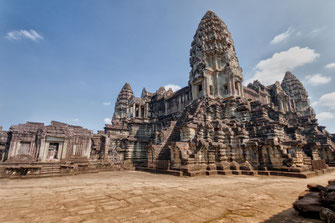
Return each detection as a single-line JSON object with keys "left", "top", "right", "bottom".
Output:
{"left": 294, "top": 180, "right": 335, "bottom": 222}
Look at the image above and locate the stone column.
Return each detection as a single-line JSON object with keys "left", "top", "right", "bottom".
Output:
{"left": 61, "top": 141, "right": 67, "bottom": 160}
{"left": 178, "top": 95, "right": 181, "bottom": 110}
{"left": 58, "top": 142, "right": 64, "bottom": 160}
{"left": 9, "top": 139, "right": 18, "bottom": 158}
{"left": 278, "top": 100, "right": 284, "bottom": 112}
{"left": 203, "top": 77, "right": 209, "bottom": 98}
{"left": 192, "top": 85, "right": 197, "bottom": 100}
{"left": 139, "top": 105, "right": 142, "bottom": 118}
{"left": 215, "top": 72, "right": 219, "bottom": 97}
{"left": 43, "top": 142, "right": 50, "bottom": 161}
{"left": 145, "top": 103, "right": 148, "bottom": 118}
{"left": 165, "top": 101, "right": 168, "bottom": 115}
{"left": 104, "top": 136, "right": 109, "bottom": 160}
{"left": 230, "top": 78, "right": 234, "bottom": 95}
{"left": 132, "top": 104, "right": 136, "bottom": 117}
{"left": 86, "top": 139, "right": 92, "bottom": 158}
{"left": 38, "top": 139, "right": 45, "bottom": 161}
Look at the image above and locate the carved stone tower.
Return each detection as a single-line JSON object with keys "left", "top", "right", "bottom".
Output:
{"left": 113, "top": 82, "right": 134, "bottom": 120}
{"left": 281, "top": 71, "right": 315, "bottom": 118}
{"left": 189, "top": 10, "right": 244, "bottom": 100}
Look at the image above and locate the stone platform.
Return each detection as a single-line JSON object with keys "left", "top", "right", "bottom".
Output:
{"left": 137, "top": 166, "right": 335, "bottom": 179}
{"left": 0, "top": 159, "right": 134, "bottom": 179}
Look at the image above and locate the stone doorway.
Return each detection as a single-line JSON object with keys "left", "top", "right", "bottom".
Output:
{"left": 48, "top": 143, "right": 59, "bottom": 162}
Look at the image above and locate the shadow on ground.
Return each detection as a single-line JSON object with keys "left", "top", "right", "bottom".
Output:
{"left": 263, "top": 208, "right": 322, "bottom": 223}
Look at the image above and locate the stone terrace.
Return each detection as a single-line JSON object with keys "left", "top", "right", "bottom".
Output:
{"left": 0, "top": 171, "right": 332, "bottom": 223}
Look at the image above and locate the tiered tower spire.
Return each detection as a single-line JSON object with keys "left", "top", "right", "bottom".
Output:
{"left": 281, "top": 71, "right": 314, "bottom": 117}
{"left": 113, "top": 82, "right": 134, "bottom": 120}
{"left": 189, "top": 10, "right": 243, "bottom": 100}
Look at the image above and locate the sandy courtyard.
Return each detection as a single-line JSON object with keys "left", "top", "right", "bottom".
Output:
{"left": 0, "top": 171, "right": 332, "bottom": 223}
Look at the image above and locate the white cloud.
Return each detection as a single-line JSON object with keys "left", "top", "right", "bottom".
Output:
{"left": 325, "top": 63, "right": 335, "bottom": 69}
{"left": 104, "top": 117, "right": 112, "bottom": 124}
{"left": 103, "top": 102, "right": 112, "bottom": 106}
{"left": 247, "top": 46, "right": 320, "bottom": 85}
{"left": 313, "top": 92, "right": 335, "bottom": 111}
{"left": 72, "top": 118, "right": 79, "bottom": 122}
{"left": 305, "top": 74, "right": 331, "bottom": 86}
{"left": 164, "top": 84, "right": 181, "bottom": 92}
{"left": 316, "top": 112, "right": 335, "bottom": 121}
{"left": 311, "top": 101, "right": 319, "bottom": 107}
{"left": 5, "top": 29, "right": 43, "bottom": 41}
{"left": 270, "top": 28, "right": 293, "bottom": 45}
{"left": 311, "top": 27, "right": 326, "bottom": 34}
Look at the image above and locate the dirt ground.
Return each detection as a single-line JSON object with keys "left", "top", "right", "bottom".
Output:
{"left": 0, "top": 171, "right": 332, "bottom": 223}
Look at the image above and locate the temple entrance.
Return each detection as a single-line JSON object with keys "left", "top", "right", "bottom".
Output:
{"left": 48, "top": 143, "right": 59, "bottom": 162}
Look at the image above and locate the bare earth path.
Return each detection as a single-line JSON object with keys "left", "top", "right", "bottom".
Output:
{"left": 0, "top": 171, "right": 332, "bottom": 223}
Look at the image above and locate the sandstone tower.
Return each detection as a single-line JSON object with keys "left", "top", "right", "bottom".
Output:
{"left": 190, "top": 10, "right": 243, "bottom": 100}
{"left": 113, "top": 82, "right": 134, "bottom": 120}
{"left": 281, "top": 71, "right": 315, "bottom": 118}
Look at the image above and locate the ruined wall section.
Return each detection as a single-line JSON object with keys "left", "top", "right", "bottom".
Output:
{"left": 5, "top": 121, "right": 92, "bottom": 163}
{"left": 0, "top": 127, "right": 9, "bottom": 162}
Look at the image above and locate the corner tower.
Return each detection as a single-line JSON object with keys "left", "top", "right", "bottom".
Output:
{"left": 113, "top": 82, "right": 134, "bottom": 120}
{"left": 281, "top": 71, "right": 315, "bottom": 118}
{"left": 190, "top": 10, "right": 244, "bottom": 100}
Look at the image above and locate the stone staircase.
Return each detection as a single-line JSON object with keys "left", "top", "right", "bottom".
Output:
{"left": 302, "top": 153, "right": 312, "bottom": 167}
{"left": 156, "top": 100, "right": 201, "bottom": 162}
{"left": 150, "top": 121, "right": 177, "bottom": 166}
{"left": 167, "top": 99, "right": 200, "bottom": 142}
{"left": 61, "top": 155, "right": 97, "bottom": 174}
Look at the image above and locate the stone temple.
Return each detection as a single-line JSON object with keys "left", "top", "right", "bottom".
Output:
{"left": 0, "top": 10, "right": 334, "bottom": 178}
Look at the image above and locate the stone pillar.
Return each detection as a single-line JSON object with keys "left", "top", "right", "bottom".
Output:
{"left": 240, "top": 82, "right": 244, "bottom": 97}
{"left": 191, "top": 85, "right": 196, "bottom": 100}
{"left": 145, "top": 103, "right": 148, "bottom": 118}
{"left": 132, "top": 104, "right": 136, "bottom": 117}
{"left": 165, "top": 101, "right": 168, "bottom": 115}
{"left": 139, "top": 105, "right": 142, "bottom": 118}
{"left": 9, "top": 139, "right": 18, "bottom": 158}
{"left": 61, "top": 141, "right": 67, "bottom": 160}
{"left": 58, "top": 142, "right": 64, "bottom": 160}
{"left": 43, "top": 142, "right": 50, "bottom": 161}
{"left": 178, "top": 95, "right": 181, "bottom": 110}
{"left": 215, "top": 72, "right": 219, "bottom": 97}
{"left": 86, "top": 138, "right": 92, "bottom": 158}
{"left": 214, "top": 57, "right": 218, "bottom": 70}
{"left": 278, "top": 100, "right": 284, "bottom": 112}
{"left": 204, "top": 77, "right": 209, "bottom": 98}
{"left": 230, "top": 78, "right": 234, "bottom": 95}
{"left": 104, "top": 136, "right": 109, "bottom": 160}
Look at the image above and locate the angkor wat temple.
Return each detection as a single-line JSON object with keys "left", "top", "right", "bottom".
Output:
{"left": 1, "top": 10, "right": 334, "bottom": 178}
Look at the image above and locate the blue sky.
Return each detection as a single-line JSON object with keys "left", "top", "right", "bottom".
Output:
{"left": 1, "top": 0, "right": 335, "bottom": 132}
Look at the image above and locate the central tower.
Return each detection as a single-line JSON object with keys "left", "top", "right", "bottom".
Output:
{"left": 189, "top": 10, "right": 244, "bottom": 100}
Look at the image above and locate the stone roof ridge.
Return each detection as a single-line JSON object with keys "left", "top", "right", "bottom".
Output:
{"left": 50, "top": 121, "right": 69, "bottom": 127}
{"left": 156, "top": 86, "right": 166, "bottom": 95}
{"left": 141, "top": 88, "right": 154, "bottom": 99}
{"left": 26, "top": 121, "right": 44, "bottom": 125}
